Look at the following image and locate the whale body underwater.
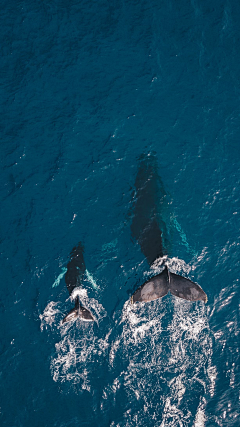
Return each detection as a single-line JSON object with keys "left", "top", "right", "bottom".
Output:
{"left": 62, "top": 243, "right": 94, "bottom": 323}
{"left": 62, "top": 154, "right": 207, "bottom": 323}
{"left": 130, "top": 154, "right": 207, "bottom": 305}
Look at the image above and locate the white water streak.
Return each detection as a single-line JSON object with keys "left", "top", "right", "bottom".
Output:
{"left": 105, "top": 285, "right": 215, "bottom": 427}
{"left": 40, "top": 291, "right": 107, "bottom": 388}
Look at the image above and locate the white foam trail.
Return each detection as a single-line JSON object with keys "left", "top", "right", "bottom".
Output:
{"left": 40, "top": 301, "right": 63, "bottom": 330}
{"left": 40, "top": 294, "right": 108, "bottom": 388}
{"left": 105, "top": 296, "right": 215, "bottom": 426}
{"left": 42, "top": 256, "right": 215, "bottom": 424}
{"left": 194, "top": 398, "right": 207, "bottom": 427}
{"left": 51, "top": 328, "right": 109, "bottom": 386}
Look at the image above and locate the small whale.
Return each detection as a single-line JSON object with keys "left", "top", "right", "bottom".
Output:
{"left": 130, "top": 154, "right": 207, "bottom": 304}
{"left": 62, "top": 243, "right": 94, "bottom": 323}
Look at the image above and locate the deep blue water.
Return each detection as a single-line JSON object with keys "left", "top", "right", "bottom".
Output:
{"left": 1, "top": 0, "right": 240, "bottom": 425}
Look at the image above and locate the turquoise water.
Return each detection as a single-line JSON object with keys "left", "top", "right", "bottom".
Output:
{"left": 1, "top": 0, "right": 240, "bottom": 425}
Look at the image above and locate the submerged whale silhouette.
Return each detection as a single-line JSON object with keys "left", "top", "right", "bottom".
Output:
{"left": 62, "top": 243, "right": 94, "bottom": 323}
{"left": 130, "top": 154, "right": 207, "bottom": 304}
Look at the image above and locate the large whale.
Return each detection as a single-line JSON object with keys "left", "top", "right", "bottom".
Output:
{"left": 62, "top": 243, "right": 94, "bottom": 323}
{"left": 130, "top": 154, "right": 207, "bottom": 304}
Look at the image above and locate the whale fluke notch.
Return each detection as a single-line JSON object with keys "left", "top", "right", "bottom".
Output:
{"left": 131, "top": 266, "right": 207, "bottom": 304}
{"left": 62, "top": 296, "right": 94, "bottom": 323}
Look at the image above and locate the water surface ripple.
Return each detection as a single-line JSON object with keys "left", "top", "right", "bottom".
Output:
{"left": 1, "top": 0, "right": 240, "bottom": 426}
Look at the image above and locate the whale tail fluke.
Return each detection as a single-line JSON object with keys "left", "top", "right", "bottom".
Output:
{"left": 62, "top": 297, "right": 94, "bottom": 324}
{"left": 131, "top": 267, "right": 169, "bottom": 303}
{"left": 131, "top": 266, "right": 207, "bottom": 304}
{"left": 169, "top": 270, "right": 207, "bottom": 303}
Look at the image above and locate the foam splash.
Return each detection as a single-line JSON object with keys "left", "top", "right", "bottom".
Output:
{"left": 51, "top": 328, "right": 109, "bottom": 386}
{"left": 40, "top": 293, "right": 107, "bottom": 388}
{"left": 150, "top": 255, "right": 192, "bottom": 276}
{"left": 39, "top": 301, "right": 62, "bottom": 330}
{"left": 194, "top": 398, "right": 207, "bottom": 427}
{"left": 104, "top": 296, "right": 215, "bottom": 426}
{"left": 70, "top": 287, "right": 88, "bottom": 301}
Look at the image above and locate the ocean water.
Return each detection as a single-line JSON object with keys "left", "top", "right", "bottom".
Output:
{"left": 1, "top": 0, "right": 240, "bottom": 426}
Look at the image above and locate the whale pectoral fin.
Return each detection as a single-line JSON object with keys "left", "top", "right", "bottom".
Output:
{"left": 169, "top": 272, "right": 207, "bottom": 303}
{"left": 131, "top": 267, "right": 169, "bottom": 303}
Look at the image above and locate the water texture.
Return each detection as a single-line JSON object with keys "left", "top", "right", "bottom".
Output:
{"left": 1, "top": 0, "right": 240, "bottom": 426}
